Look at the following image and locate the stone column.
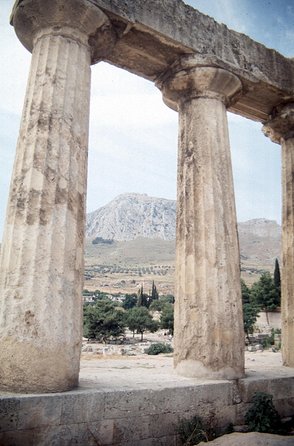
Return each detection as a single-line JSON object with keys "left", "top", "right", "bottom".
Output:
{"left": 157, "top": 57, "right": 245, "bottom": 379}
{"left": 0, "top": 0, "right": 114, "bottom": 393}
{"left": 263, "top": 103, "right": 294, "bottom": 368}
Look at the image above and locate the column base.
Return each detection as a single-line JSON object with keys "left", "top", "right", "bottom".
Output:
{"left": 175, "top": 359, "right": 245, "bottom": 380}
{"left": 0, "top": 336, "right": 80, "bottom": 393}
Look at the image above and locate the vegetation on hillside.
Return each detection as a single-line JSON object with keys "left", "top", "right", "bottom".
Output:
{"left": 83, "top": 282, "right": 169, "bottom": 342}
{"left": 92, "top": 236, "right": 114, "bottom": 245}
{"left": 83, "top": 299, "right": 125, "bottom": 342}
{"left": 125, "top": 306, "right": 159, "bottom": 341}
{"left": 241, "top": 279, "right": 260, "bottom": 340}
{"left": 242, "top": 259, "right": 281, "bottom": 337}
{"left": 83, "top": 260, "right": 281, "bottom": 344}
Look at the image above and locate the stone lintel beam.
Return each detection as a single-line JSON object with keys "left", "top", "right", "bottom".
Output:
{"left": 263, "top": 104, "right": 294, "bottom": 368}
{"left": 158, "top": 60, "right": 245, "bottom": 379}
{"left": 11, "top": 1, "right": 294, "bottom": 121}
{"left": 89, "top": 0, "right": 294, "bottom": 122}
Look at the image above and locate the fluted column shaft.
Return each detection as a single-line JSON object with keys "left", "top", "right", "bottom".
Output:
{"left": 263, "top": 103, "right": 294, "bottom": 367}
{"left": 0, "top": 0, "right": 112, "bottom": 393}
{"left": 158, "top": 60, "right": 245, "bottom": 379}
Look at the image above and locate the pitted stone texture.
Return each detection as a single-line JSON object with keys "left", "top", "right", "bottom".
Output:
{"left": 1, "top": 366, "right": 294, "bottom": 446}
{"left": 93, "top": 0, "right": 294, "bottom": 121}
{"left": 281, "top": 136, "right": 294, "bottom": 368}
{"left": 160, "top": 66, "right": 245, "bottom": 379}
{"left": 263, "top": 104, "right": 294, "bottom": 368}
{"left": 0, "top": 5, "right": 94, "bottom": 392}
{"left": 263, "top": 103, "right": 294, "bottom": 143}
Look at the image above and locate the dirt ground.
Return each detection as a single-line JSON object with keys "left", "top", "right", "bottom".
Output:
{"left": 79, "top": 348, "right": 293, "bottom": 391}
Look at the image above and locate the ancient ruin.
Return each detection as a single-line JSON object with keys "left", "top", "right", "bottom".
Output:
{"left": 0, "top": 0, "right": 293, "bottom": 396}
{"left": 263, "top": 104, "right": 294, "bottom": 367}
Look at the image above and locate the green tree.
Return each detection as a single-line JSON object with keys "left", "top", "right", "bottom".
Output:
{"left": 151, "top": 281, "right": 159, "bottom": 301}
{"left": 273, "top": 258, "right": 281, "bottom": 306}
{"left": 160, "top": 303, "right": 174, "bottom": 335}
{"left": 241, "top": 279, "right": 251, "bottom": 305}
{"left": 137, "top": 284, "right": 149, "bottom": 308}
{"left": 251, "top": 272, "right": 280, "bottom": 324}
{"left": 137, "top": 285, "right": 143, "bottom": 307}
{"left": 149, "top": 299, "right": 162, "bottom": 312}
{"left": 274, "top": 258, "right": 281, "bottom": 290}
{"left": 241, "top": 280, "right": 260, "bottom": 341}
{"left": 93, "top": 289, "right": 109, "bottom": 300}
{"left": 122, "top": 294, "right": 137, "bottom": 310}
{"left": 83, "top": 300, "right": 125, "bottom": 342}
{"left": 126, "top": 306, "right": 159, "bottom": 341}
{"left": 158, "top": 294, "right": 175, "bottom": 305}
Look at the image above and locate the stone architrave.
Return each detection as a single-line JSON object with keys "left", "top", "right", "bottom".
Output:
{"left": 263, "top": 103, "right": 294, "bottom": 368}
{"left": 0, "top": 0, "right": 114, "bottom": 393}
{"left": 157, "top": 57, "right": 245, "bottom": 379}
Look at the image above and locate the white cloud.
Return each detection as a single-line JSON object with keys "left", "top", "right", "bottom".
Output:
{"left": 88, "top": 61, "right": 179, "bottom": 210}
{"left": 90, "top": 62, "right": 176, "bottom": 130}
{"left": 228, "top": 115, "right": 281, "bottom": 224}
{"left": 90, "top": 91, "right": 175, "bottom": 130}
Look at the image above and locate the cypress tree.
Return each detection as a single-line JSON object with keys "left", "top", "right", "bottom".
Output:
{"left": 151, "top": 281, "right": 159, "bottom": 301}
{"left": 274, "top": 258, "right": 281, "bottom": 290}
{"left": 137, "top": 284, "right": 148, "bottom": 308}
{"left": 137, "top": 285, "right": 143, "bottom": 307}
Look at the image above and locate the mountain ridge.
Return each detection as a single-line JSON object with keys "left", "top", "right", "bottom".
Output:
{"left": 85, "top": 193, "right": 281, "bottom": 291}
{"left": 86, "top": 193, "right": 176, "bottom": 241}
{"left": 86, "top": 193, "right": 281, "bottom": 245}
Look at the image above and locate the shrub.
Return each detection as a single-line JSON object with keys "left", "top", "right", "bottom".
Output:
{"left": 245, "top": 392, "right": 281, "bottom": 433}
{"left": 177, "top": 415, "right": 208, "bottom": 445}
{"left": 92, "top": 237, "right": 113, "bottom": 245}
{"left": 177, "top": 413, "right": 233, "bottom": 445}
{"left": 145, "top": 342, "right": 173, "bottom": 355}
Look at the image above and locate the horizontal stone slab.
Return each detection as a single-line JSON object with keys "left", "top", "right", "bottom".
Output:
{"left": 92, "top": 0, "right": 294, "bottom": 121}
{"left": 1, "top": 371, "right": 294, "bottom": 445}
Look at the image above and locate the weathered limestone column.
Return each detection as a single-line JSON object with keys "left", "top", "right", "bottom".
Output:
{"left": 263, "top": 103, "right": 294, "bottom": 368}
{"left": 157, "top": 57, "right": 245, "bottom": 379}
{"left": 0, "top": 0, "right": 114, "bottom": 393}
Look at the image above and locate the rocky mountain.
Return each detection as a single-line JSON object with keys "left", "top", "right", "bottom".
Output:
{"left": 86, "top": 193, "right": 176, "bottom": 241}
{"left": 238, "top": 219, "right": 281, "bottom": 239}
{"left": 238, "top": 218, "right": 281, "bottom": 265}
{"left": 86, "top": 194, "right": 281, "bottom": 262}
{"left": 85, "top": 194, "right": 281, "bottom": 290}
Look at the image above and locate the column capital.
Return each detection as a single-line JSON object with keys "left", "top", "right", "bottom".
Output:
{"left": 10, "top": 0, "right": 116, "bottom": 64}
{"left": 156, "top": 55, "right": 242, "bottom": 111}
{"left": 262, "top": 103, "right": 294, "bottom": 144}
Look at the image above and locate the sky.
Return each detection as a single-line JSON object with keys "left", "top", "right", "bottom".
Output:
{"left": 0, "top": 0, "right": 293, "bottom": 239}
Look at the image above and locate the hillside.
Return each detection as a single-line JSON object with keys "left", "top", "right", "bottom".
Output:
{"left": 86, "top": 193, "right": 176, "bottom": 241}
{"left": 84, "top": 194, "right": 281, "bottom": 293}
{"left": 238, "top": 218, "right": 281, "bottom": 264}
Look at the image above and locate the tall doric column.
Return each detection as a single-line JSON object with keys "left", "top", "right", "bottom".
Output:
{"left": 157, "top": 57, "right": 245, "bottom": 379}
{"left": 263, "top": 103, "right": 294, "bottom": 368}
{"left": 0, "top": 0, "right": 114, "bottom": 393}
